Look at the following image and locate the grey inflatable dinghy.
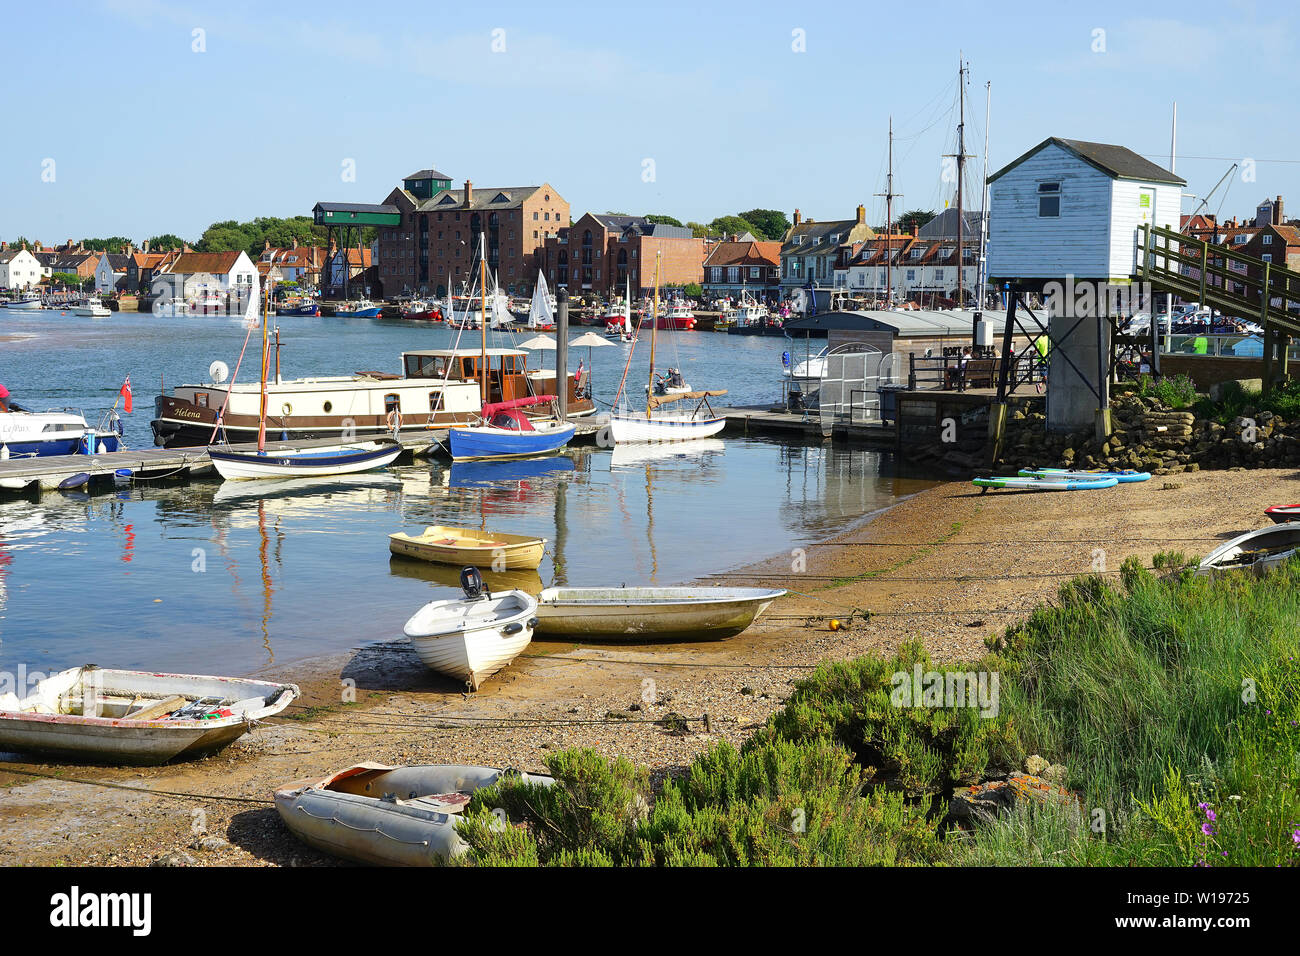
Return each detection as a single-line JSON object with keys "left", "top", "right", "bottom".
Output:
{"left": 274, "top": 762, "right": 554, "bottom": 865}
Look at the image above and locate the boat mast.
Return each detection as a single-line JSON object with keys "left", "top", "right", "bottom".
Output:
{"left": 876, "top": 116, "right": 897, "bottom": 308}
{"left": 955, "top": 55, "right": 967, "bottom": 310}
{"left": 479, "top": 234, "right": 488, "bottom": 406}
{"left": 976, "top": 80, "right": 992, "bottom": 327}
{"left": 645, "top": 251, "right": 661, "bottom": 418}
{"left": 257, "top": 275, "right": 271, "bottom": 452}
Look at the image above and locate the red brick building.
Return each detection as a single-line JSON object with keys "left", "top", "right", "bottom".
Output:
{"left": 378, "top": 167, "right": 569, "bottom": 297}
{"left": 701, "top": 238, "right": 781, "bottom": 298}
{"left": 538, "top": 213, "right": 705, "bottom": 297}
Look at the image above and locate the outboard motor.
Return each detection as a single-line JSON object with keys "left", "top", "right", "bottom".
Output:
{"left": 460, "top": 566, "right": 487, "bottom": 600}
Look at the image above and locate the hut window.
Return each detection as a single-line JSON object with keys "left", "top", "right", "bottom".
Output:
{"left": 1038, "top": 182, "right": 1061, "bottom": 218}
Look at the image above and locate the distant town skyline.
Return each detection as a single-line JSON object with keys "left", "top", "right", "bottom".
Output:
{"left": 2, "top": 0, "right": 1296, "bottom": 243}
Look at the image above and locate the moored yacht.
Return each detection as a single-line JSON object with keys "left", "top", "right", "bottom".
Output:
{"left": 151, "top": 347, "right": 596, "bottom": 447}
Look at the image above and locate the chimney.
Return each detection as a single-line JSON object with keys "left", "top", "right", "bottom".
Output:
{"left": 911, "top": 223, "right": 919, "bottom": 237}
{"left": 292, "top": 238, "right": 298, "bottom": 250}
{"left": 1277, "top": 196, "right": 1284, "bottom": 225}
{"left": 464, "top": 180, "right": 473, "bottom": 207}
{"left": 264, "top": 239, "right": 271, "bottom": 251}
{"left": 142, "top": 240, "right": 149, "bottom": 253}
{"left": 183, "top": 243, "right": 192, "bottom": 253}
{"left": 856, "top": 204, "right": 866, "bottom": 225}
{"left": 793, "top": 209, "right": 801, "bottom": 226}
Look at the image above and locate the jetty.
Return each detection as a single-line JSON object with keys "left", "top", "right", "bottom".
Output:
{"left": 0, "top": 417, "right": 609, "bottom": 491}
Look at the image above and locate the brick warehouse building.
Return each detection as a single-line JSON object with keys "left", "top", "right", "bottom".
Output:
{"left": 378, "top": 167, "right": 569, "bottom": 297}
{"left": 538, "top": 213, "right": 706, "bottom": 297}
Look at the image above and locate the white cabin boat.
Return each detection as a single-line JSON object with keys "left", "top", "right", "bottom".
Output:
{"left": 73, "top": 299, "right": 111, "bottom": 317}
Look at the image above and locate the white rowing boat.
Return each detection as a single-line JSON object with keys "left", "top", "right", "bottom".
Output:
{"left": 534, "top": 586, "right": 786, "bottom": 641}
{"left": 403, "top": 568, "right": 539, "bottom": 690}
{"left": 0, "top": 665, "right": 299, "bottom": 764}
{"left": 274, "top": 762, "right": 554, "bottom": 866}
{"left": 1196, "top": 523, "right": 1300, "bottom": 578}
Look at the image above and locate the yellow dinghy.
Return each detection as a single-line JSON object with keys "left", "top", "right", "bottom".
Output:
{"left": 388, "top": 525, "right": 548, "bottom": 571}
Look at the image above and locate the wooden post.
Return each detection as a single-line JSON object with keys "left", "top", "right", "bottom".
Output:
{"left": 1262, "top": 262, "right": 1273, "bottom": 395}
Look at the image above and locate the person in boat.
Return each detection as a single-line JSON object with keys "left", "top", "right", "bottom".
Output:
{"left": 0, "top": 383, "right": 9, "bottom": 413}
{"left": 665, "top": 368, "right": 685, "bottom": 389}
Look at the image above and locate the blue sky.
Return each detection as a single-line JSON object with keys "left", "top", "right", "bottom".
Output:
{"left": 2, "top": 0, "right": 1295, "bottom": 243}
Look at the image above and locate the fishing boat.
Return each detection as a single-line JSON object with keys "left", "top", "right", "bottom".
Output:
{"left": 334, "top": 299, "right": 382, "bottom": 318}
{"left": 601, "top": 278, "right": 634, "bottom": 335}
{"left": 534, "top": 586, "right": 787, "bottom": 641}
{"left": 5, "top": 296, "right": 43, "bottom": 311}
{"left": 274, "top": 762, "right": 554, "bottom": 866}
{"left": 1197, "top": 524, "right": 1300, "bottom": 578}
{"left": 73, "top": 299, "right": 111, "bottom": 317}
{"left": 207, "top": 277, "right": 407, "bottom": 479}
{"left": 656, "top": 300, "right": 696, "bottom": 331}
{"left": 403, "top": 567, "right": 539, "bottom": 690}
{"left": 610, "top": 253, "right": 726, "bottom": 443}
{"left": 1264, "top": 504, "right": 1300, "bottom": 524}
{"left": 275, "top": 301, "right": 320, "bottom": 317}
{"left": 389, "top": 525, "right": 548, "bottom": 570}
{"left": 447, "top": 396, "right": 576, "bottom": 461}
{"left": 0, "top": 665, "right": 299, "bottom": 765}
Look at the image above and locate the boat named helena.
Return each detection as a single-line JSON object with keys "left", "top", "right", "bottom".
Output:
{"left": 151, "top": 347, "right": 596, "bottom": 447}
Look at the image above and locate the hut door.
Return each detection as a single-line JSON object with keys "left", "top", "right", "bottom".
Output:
{"left": 1138, "top": 188, "right": 1155, "bottom": 226}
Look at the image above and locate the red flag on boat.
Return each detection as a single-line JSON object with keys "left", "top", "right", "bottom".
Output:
{"left": 120, "top": 375, "right": 133, "bottom": 414}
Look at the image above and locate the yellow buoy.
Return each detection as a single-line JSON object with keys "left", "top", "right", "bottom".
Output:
{"left": 829, "top": 619, "right": 842, "bottom": 631}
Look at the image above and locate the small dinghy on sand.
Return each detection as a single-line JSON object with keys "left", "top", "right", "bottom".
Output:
{"left": 1197, "top": 524, "right": 1300, "bottom": 578}
{"left": 0, "top": 665, "right": 298, "bottom": 764}
{"left": 403, "top": 567, "right": 538, "bottom": 690}
{"left": 534, "top": 586, "right": 786, "bottom": 641}
{"left": 274, "top": 762, "right": 554, "bottom": 866}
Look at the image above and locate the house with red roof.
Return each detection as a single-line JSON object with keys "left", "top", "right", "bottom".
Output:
{"left": 701, "top": 238, "right": 781, "bottom": 298}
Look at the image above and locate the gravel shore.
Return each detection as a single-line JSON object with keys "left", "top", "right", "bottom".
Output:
{"left": 0, "top": 466, "right": 1285, "bottom": 866}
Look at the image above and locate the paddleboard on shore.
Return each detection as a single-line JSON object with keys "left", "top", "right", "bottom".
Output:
{"left": 1017, "top": 468, "right": 1151, "bottom": 483}
{"left": 974, "top": 475, "right": 1119, "bottom": 491}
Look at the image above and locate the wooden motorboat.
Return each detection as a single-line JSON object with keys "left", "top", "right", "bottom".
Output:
{"left": 1197, "top": 524, "right": 1300, "bottom": 578}
{"left": 0, "top": 665, "right": 298, "bottom": 765}
{"left": 534, "top": 586, "right": 786, "bottom": 641}
{"left": 389, "top": 525, "right": 547, "bottom": 570}
{"left": 403, "top": 568, "right": 539, "bottom": 689}
{"left": 274, "top": 762, "right": 553, "bottom": 866}
{"left": 208, "top": 438, "right": 402, "bottom": 480}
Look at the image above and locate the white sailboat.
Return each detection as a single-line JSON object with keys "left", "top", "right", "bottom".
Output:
{"left": 528, "top": 272, "right": 556, "bottom": 329}
{"left": 609, "top": 251, "right": 726, "bottom": 444}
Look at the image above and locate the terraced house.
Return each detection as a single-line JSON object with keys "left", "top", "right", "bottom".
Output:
{"left": 377, "top": 167, "right": 569, "bottom": 296}
{"left": 701, "top": 237, "right": 781, "bottom": 299}
{"left": 779, "top": 206, "right": 874, "bottom": 299}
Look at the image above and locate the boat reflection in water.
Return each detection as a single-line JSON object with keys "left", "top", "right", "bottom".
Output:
{"left": 609, "top": 438, "right": 724, "bottom": 470}
{"left": 447, "top": 456, "right": 576, "bottom": 489}
{"left": 387, "top": 554, "right": 544, "bottom": 596}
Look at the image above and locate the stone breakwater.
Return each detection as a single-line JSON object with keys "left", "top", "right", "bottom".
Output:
{"left": 994, "top": 392, "right": 1300, "bottom": 476}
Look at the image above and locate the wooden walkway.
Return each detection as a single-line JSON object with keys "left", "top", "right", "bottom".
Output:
{"left": 0, "top": 416, "right": 609, "bottom": 490}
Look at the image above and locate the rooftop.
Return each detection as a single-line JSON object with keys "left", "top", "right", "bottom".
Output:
{"left": 989, "top": 137, "right": 1186, "bottom": 186}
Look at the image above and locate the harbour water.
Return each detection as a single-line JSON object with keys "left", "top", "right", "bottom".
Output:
{"left": 0, "top": 312, "right": 937, "bottom": 677}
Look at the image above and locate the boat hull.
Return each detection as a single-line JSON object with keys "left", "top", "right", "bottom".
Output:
{"left": 404, "top": 591, "right": 538, "bottom": 690}
{"left": 534, "top": 587, "right": 786, "bottom": 641}
{"left": 609, "top": 412, "right": 725, "bottom": 443}
{"left": 274, "top": 764, "right": 553, "bottom": 866}
{"left": 208, "top": 440, "right": 402, "bottom": 479}
{"left": 448, "top": 423, "right": 576, "bottom": 461}
{"left": 0, "top": 666, "right": 298, "bottom": 765}
{"left": 389, "top": 526, "right": 547, "bottom": 570}
{"left": 1197, "top": 524, "right": 1300, "bottom": 577}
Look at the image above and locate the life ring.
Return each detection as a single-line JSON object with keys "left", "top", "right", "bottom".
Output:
{"left": 387, "top": 409, "right": 403, "bottom": 431}
{"left": 281, "top": 402, "right": 293, "bottom": 416}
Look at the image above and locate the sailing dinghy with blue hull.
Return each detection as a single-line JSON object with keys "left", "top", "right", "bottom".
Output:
{"left": 447, "top": 396, "right": 575, "bottom": 461}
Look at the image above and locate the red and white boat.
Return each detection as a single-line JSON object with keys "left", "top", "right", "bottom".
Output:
{"left": 656, "top": 300, "right": 696, "bottom": 331}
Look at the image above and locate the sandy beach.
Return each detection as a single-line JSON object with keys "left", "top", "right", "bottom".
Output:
{"left": 0, "top": 465, "right": 1286, "bottom": 866}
